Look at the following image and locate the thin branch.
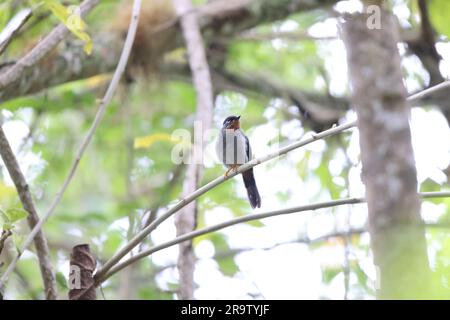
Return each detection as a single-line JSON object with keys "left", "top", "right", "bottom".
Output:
{"left": 172, "top": 0, "right": 215, "bottom": 300}
{"left": 0, "top": 0, "right": 142, "bottom": 291}
{"left": 99, "top": 191, "right": 450, "bottom": 282}
{"left": 0, "top": 0, "right": 99, "bottom": 90}
{"left": 0, "top": 128, "right": 57, "bottom": 299}
{"left": 407, "top": 80, "right": 450, "bottom": 103}
{"left": 17, "top": 110, "right": 43, "bottom": 154}
{"left": 0, "top": 8, "right": 32, "bottom": 55}
{"left": 149, "top": 228, "right": 367, "bottom": 276}
{"left": 235, "top": 30, "right": 337, "bottom": 42}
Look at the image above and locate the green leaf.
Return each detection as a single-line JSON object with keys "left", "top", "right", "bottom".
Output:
{"left": 56, "top": 271, "right": 68, "bottom": 289}
{"left": 353, "top": 263, "right": 371, "bottom": 292}
{"left": 321, "top": 266, "right": 341, "bottom": 284}
{"left": 218, "top": 256, "right": 239, "bottom": 277}
{"left": 0, "top": 208, "right": 9, "bottom": 229}
{"left": 102, "top": 229, "right": 124, "bottom": 256}
{"left": 0, "top": 207, "right": 27, "bottom": 230}
{"left": 296, "top": 150, "right": 311, "bottom": 180}
{"left": 5, "top": 208, "right": 27, "bottom": 223}
{"left": 429, "top": 0, "right": 450, "bottom": 38}
{"left": 43, "top": 0, "right": 93, "bottom": 54}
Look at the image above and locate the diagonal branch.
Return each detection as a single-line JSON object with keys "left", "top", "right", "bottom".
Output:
{"left": 0, "top": 8, "right": 32, "bottom": 55}
{"left": 0, "top": 128, "right": 57, "bottom": 299}
{"left": 99, "top": 191, "right": 450, "bottom": 283}
{"left": 0, "top": 0, "right": 142, "bottom": 292}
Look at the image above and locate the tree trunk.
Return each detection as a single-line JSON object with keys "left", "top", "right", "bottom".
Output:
{"left": 0, "top": 127, "right": 57, "bottom": 299}
{"left": 341, "top": 10, "right": 433, "bottom": 299}
{"left": 173, "top": 0, "right": 214, "bottom": 299}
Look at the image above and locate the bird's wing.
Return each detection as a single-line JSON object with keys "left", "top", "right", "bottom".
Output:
{"left": 244, "top": 134, "right": 252, "bottom": 162}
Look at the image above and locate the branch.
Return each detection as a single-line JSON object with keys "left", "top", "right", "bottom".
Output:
{"left": 0, "top": 0, "right": 142, "bottom": 291}
{"left": 407, "top": 0, "right": 442, "bottom": 86}
{"left": 99, "top": 191, "right": 450, "bottom": 283}
{"left": 234, "top": 30, "right": 337, "bottom": 42}
{"left": 0, "top": 8, "right": 32, "bottom": 55}
{"left": 0, "top": 128, "right": 57, "bottom": 299}
{"left": 408, "top": 80, "right": 450, "bottom": 104}
{"left": 145, "top": 228, "right": 367, "bottom": 277}
{"left": 0, "top": 0, "right": 99, "bottom": 91}
{"left": 405, "top": 0, "right": 450, "bottom": 123}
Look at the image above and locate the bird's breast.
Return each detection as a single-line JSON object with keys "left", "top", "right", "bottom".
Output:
{"left": 216, "top": 129, "right": 248, "bottom": 167}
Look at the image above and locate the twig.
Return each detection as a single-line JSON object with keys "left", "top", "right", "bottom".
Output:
{"left": 0, "top": 0, "right": 142, "bottom": 291}
{"left": 0, "top": 128, "right": 57, "bottom": 299}
{"left": 149, "top": 228, "right": 367, "bottom": 275}
{"left": 235, "top": 30, "right": 337, "bottom": 42}
{"left": 0, "top": 0, "right": 99, "bottom": 90}
{"left": 17, "top": 110, "right": 43, "bottom": 154}
{"left": 407, "top": 80, "right": 450, "bottom": 103}
{"left": 99, "top": 191, "right": 450, "bottom": 282}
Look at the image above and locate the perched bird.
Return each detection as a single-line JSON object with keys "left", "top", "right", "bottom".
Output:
{"left": 216, "top": 115, "right": 261, "bottom": 208}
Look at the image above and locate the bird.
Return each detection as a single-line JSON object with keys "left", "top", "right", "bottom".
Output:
{"left": 216, "top": 115, "right": 261, "bottom": 209}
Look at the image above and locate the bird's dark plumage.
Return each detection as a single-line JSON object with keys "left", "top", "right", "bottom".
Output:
{"left": 216, "top": 115, "right": 261, "bottom": 208}
{"left": 222, "top": 115, "right": 240, "bottom": 126}
{"left": 242, "top": 135, "right": 260, "bottom": 208}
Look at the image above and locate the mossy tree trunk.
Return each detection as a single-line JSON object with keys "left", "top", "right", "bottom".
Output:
{"left": 341, "top": 9, "right": 434, "bottom": 299}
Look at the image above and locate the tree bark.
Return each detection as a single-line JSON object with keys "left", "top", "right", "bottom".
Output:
{"left": 341, "top": 10, "right": 433, "bottom": 299}
{"left": 0, "top": 127, "right": 57, "bottom": 299}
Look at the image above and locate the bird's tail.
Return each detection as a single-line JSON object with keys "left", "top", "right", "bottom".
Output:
{"left": 242, "top": 169, "right": 261, "bottom": 209}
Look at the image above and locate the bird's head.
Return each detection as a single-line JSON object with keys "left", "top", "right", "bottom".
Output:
{"left": 222, "top": 115, "right": 240, "bottom": 130}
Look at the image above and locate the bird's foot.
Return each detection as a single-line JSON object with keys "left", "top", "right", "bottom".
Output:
{"left": 224, "top": 165, "right": 239, "bottom": 178}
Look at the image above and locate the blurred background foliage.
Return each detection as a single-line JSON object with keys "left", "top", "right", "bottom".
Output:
{"left": 0, "top": 0, "right": 449, "bottom": 299}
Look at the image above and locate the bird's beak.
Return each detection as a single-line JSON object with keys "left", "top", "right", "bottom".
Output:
{"left": 237, "top": 115, "right": 241, "bottom": 120}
